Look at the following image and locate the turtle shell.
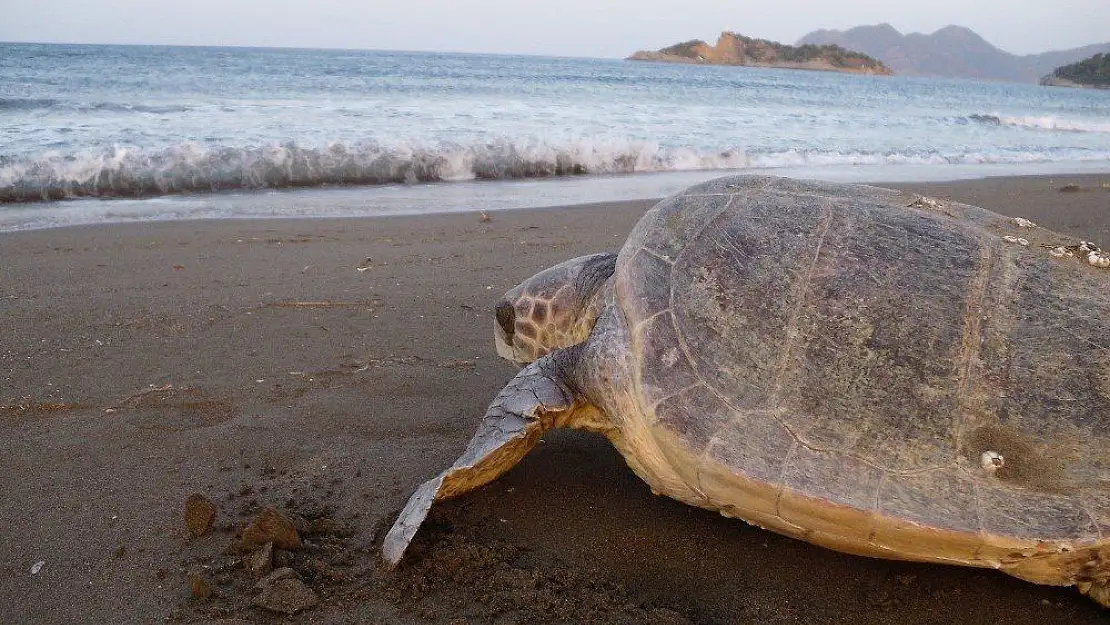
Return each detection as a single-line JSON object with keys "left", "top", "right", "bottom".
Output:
{"left": 614, "top": 176, "right": 1110, "bottom": 567}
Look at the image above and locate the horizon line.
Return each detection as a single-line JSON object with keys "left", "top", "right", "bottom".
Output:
{"left": 0, "top": 39, "right": 621, "bottom": 61}
{"left": 3, "top": 29, "right": 1109, "bottom": 60}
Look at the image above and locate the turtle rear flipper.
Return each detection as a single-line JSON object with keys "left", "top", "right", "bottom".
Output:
{"left": 1079, "top": 581, "right": 1110, "bottom": 608}
{"left": 382, "top": 354, "right": 578, "bottom": 567}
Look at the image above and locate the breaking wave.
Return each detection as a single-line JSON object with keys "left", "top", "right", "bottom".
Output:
{"left": 3, "top": 139, "right": 1110, "bottom": 203}
{"left": 0, "top": 97, "right": 60, "bottom": 111}
{"left": 0, "top": 97, "right": 193, "bottom": 114}
{"left": 966, "top": 113, "right": 1110, "bottom": 134}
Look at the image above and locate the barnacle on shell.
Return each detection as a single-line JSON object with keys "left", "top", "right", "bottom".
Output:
{"left": 908, "top": 196, "right": 945, "bottom": 210}
{"left": 1040, "top": 239, "right": 1109, "bottom": 267}
{"left": 980, "top": 450, "right": 1004, "bottom": 473}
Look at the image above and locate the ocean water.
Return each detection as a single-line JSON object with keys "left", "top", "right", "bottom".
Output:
{"left": 2, "top": 43, "right": 1109, "bottom": 230}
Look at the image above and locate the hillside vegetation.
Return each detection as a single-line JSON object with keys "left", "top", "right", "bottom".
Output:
{"left": 798, "top": 23, "right": 1110, "bottom": 82}
{"left": 629, "top": 32, "right": 892, "bottom": 75}
{"left": 1042, "top": 53, "right": 1110, "bottom": 88}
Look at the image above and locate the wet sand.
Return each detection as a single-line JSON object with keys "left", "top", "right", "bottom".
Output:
{"left": 1, "top": 173, "right": 1108, "bottom": 624}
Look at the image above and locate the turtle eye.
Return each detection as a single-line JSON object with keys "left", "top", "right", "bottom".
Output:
{"left": 495, "top": 300, "right": 516, "bottom": 337}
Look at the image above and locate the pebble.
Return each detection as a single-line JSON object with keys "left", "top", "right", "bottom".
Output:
{"left": 187, "top": 572, "right": 215, "bottom": 600}
{"left": 254, "top": 578, "right": 320, "bottom": 615}
{"left": 240, "top": 507, "right": 300, "bottom": 550}
{"left": 246, "top": 542, "right": 274, "bottom": 579}
{"left": 184, "top": 493, "right": 217, "bottom": 538}
{"left": 256, "top": 566, "right": 297, "bottom": 590}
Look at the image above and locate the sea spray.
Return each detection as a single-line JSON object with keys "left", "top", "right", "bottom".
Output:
{"left": 0, "top": 139, "right": 746, "bottom": 202}
{"left": 6, "top": 138, "right": 1110, "bottom": 203}
{"left": 965, "top": 114, "right": 1110, "bottom": 133}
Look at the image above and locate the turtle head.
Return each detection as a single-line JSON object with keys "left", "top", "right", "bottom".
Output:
{"left": 494, "top": 253, "right": 617, "bottom": 364}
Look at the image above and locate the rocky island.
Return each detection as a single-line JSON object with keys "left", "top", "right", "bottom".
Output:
{"left": 629, "top": 32, "right": 893, "bottom": 75}
{"left": 1040, "top": 53, "right": 1110, "bottom": 88}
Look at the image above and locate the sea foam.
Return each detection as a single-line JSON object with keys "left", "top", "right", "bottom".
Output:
{"left": 967, "top": 113, "right": 1110, "bottom": 134}
{"left": 4, "top": 139, "right": 1108, "bottom": 203}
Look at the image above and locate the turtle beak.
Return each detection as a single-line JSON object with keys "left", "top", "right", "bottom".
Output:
{"left": 494, "top": 299, "right": 518, "bottom": 360}
{"left": 495, "top": 299, "right": 515, "bottom": 339}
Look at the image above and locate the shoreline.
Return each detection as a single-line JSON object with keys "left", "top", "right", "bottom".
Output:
{"left": 4, "top": 169, "right": 1110, "bottom": 235}
{"left": 626, "top": 52, "right": 891, "bottom": 75}
{"left": 2, "top": 172, "right": 1109, "bottom": 623}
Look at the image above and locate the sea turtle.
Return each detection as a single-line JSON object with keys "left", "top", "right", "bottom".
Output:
{"left": 382, "top": 175, "right": 1110, "bottom": 607}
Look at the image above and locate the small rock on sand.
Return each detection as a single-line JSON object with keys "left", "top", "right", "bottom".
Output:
{"left": 241, "top": 507, "right": 300, "bottom": 550}
{"left": 246, "top": 541, "right": 274, "bottom": 578}
{"left": 256, "top": 566, "right": 297, "bottom": 590}
{"left": 254, "top": 578, "right": 320, "bottom": 614}
{"left": 184, "top": 493, "right": 217, "bottom": 538}
{"left": 187, "top": 572, "right": 215, "bottom": 600}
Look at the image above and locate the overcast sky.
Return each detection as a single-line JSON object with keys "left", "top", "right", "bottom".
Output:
{"left": 2, "top": 1, "right": 1107, "bottom": 57}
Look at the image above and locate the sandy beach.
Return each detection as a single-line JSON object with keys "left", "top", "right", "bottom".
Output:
{"left": 2, "top": 173, "right": 1109, "bottom": 624}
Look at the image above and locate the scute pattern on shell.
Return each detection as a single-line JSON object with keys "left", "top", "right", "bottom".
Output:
{"left": 614, "top": 175, "right": 1110, "bottom": 550}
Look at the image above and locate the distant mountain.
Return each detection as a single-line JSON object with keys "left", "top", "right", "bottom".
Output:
{"left": 797, "top": 23, "right": 1110, "bottom": 83}
{"left": 1041, "top": 53, "right": 1110, "bottom": 88}
{"left": 629, "top": 32, "right": 892, "bottom": 76}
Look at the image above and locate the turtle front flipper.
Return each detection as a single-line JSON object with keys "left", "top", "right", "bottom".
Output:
{"left": 382, "top": 354, "right": 577, "bottom": 567}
